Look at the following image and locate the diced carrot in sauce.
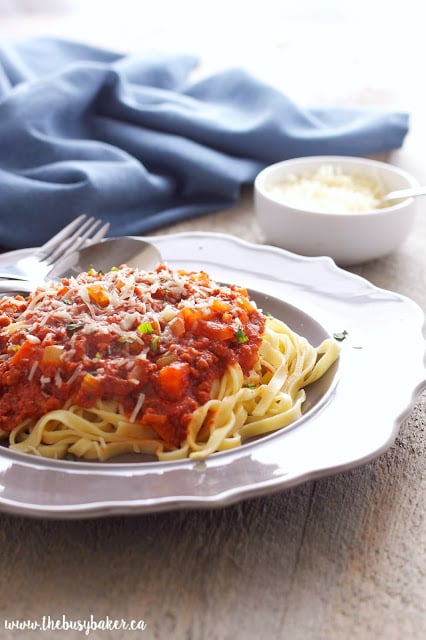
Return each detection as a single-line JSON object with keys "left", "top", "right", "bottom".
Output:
{"left": 87, "top": 284, "right": 110, "bottom": 308}
{"left": 141, "top": 409, "right": 186, "bottom": 448}
{"left": 10, "top": 339, "right": 41, "bottom": 365}
{"left": 156, "top": 362, "right": 190, "bottom": 401}
{"left": 180, "top": 307, "right": 205, "bottom": 327}
{"left": 74, "top": 373, "right": 102, "bottom": 405}
{"left": 210, "top": 299, "right": 231, "bottom": 313}
{"left": 235, "top": 309, "right": 249, "bottom": 324}
{"left": 192, "top": 320, "right": 235, "bottom": 342}
{"left": 189, "top": 271, "right": 210, "bottom": 284}
{"left": 236, "top": 293, "right": 255, "bottom": 312}
{"left": 41, "top": 345, "right": 64, "bottom": 364}
{"left": 142, "top": 410, "right": 168, "bottom": 427}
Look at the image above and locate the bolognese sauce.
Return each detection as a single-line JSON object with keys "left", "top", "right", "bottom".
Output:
{"left": 0, "top": 264, "right": 265, "bottom": 448}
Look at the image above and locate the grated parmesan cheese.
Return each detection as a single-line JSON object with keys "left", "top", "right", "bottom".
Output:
{"left": 267, "top": 164, "right": 386, "bottom": 213}
{"left": 0, "top": 264, "right": 265, "bottom": 443}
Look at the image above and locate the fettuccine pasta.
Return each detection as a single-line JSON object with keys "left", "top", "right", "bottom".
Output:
{"left": 0, "top": 264, "right": 339, "bottom": 461}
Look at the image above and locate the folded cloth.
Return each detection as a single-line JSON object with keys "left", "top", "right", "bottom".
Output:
{"left": 0, "top": 37, "right": 409, "bottom": 250}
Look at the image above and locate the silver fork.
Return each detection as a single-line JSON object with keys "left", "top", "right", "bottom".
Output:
{"left": 0, "top": 215, "right": 110, "bottom": 281}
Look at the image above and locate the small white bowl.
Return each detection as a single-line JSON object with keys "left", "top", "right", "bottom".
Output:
{"left": 254, "top": 156, "right": 419, "bottom": 266}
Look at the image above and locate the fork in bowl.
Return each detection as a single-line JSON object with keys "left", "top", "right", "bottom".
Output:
{"left": 0, "top": 215, "right": 110, "bottom": 281}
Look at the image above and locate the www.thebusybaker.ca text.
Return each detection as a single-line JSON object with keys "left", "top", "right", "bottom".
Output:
{"left": 4, "top": 614, "right": 148, "bottom": 635}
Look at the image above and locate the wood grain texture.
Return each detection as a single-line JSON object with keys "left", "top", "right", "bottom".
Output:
{"left": 0, "top": 392, "right": 424, "bottom": 640}
{"left": 0, "top": 2, "right": 425, "bottom": 639}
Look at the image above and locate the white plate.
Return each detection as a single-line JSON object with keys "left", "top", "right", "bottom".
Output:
{"left": 0, "top": 232, "right": 425, "bottom": 519}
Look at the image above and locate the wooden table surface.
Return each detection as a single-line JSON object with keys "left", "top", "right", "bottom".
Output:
{"left": 0, "top": 2, "right": 425, "bottom": 639}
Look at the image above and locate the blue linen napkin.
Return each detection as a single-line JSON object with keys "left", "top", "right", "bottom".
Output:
{"left": 0, "top": 37, "right": 409, "bottom": 250}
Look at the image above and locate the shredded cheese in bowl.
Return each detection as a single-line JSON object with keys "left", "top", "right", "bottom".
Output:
{"left": 267, "top": 164, "right": 386, "bottom": 213}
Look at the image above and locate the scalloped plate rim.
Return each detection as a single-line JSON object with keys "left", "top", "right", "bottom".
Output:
{"left": 0, "top": 231, "right": 424, "bottom": 519}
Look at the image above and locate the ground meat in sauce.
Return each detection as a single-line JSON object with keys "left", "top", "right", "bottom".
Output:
{"left": 0, "top": 264, "right": 265, "bottom": 448}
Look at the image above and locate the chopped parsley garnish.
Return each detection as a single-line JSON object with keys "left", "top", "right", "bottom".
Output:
{"left": 66, "top": 323, "right": 85, "bottom": 332}
{"left": 235, "top": 328, "right": 249, "bottom": 344}
{"left": 151, "top": 336, "right": 160, "bottom": 351}
{"left": 333, "top": 330, "right": 348, "bottom": 342}
{"left": 137, "top": 322, "right": 154, "bottom": 334}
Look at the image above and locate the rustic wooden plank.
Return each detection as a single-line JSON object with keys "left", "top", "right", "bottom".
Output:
{"left": 279, "top": 395, "right": 426, "bottom": 640}
{"left": 0, "top": 388, "right": 424, "bottom": 640}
